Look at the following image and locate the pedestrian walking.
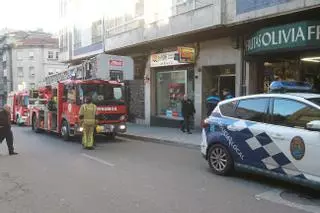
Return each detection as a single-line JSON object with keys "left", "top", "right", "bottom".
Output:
{"left": 222, "top": 88, "right": 234, "bottom": 100}
{"left": 181, "top": 94, "right": 195, "bottom": 134}
{"left": 0, "top": 105, "right": 18, "bottom": 155}
{"left": 206, "top": 88, "right": 220, "bottom": 116}
{"left": 79, "top": 96, "right": 97, "bottom": 149}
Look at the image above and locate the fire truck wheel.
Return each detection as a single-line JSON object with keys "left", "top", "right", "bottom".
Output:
{"left": 32, "top": 115, "right": 40, "bottom": 133}
{"left": 61, "top": 121, "right": 70, "bottom": 141}
{"left": 16, "top": 115, "right": 21, "bottom": 126}
{"left": 107, "top": 133, "right": 116, "bottom": 140}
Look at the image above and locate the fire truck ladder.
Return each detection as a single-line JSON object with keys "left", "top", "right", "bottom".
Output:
{"left": 41, "top": 64, "right": 84, "bottom": 87}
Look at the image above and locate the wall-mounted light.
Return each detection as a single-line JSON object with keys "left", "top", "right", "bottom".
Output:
{"left": 301, "top": 56, "right": 320, "bottom": 63}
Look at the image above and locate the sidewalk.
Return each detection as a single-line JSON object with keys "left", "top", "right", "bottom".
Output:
{"left": 119, "top": 123, "right": 202, "bottom": 148}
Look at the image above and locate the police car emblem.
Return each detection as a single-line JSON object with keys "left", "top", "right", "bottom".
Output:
{"left": 290, "top": 136, "right": 305, "bottom": 160}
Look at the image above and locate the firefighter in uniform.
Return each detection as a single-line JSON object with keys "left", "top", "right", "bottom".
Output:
{"left": 79, "top": 96, "right": 97, "bottom": 149}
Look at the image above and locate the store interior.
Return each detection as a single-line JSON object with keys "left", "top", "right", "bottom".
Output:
{"left": 249, "top": 50, "right": 320, "bottom": 93}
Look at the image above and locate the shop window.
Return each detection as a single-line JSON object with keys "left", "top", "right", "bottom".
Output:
{"left": 272, "top": 98, "right": 320, "bottom": 128}
{"left": 235, "top": 98, "right": 269, "bottom": 122}
{"left": 156, "top": 70, "right": 187, "bottom": 119}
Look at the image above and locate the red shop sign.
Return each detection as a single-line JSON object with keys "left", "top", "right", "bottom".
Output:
{"left": 109, "top": 60, "right": 123, "bottom": 67}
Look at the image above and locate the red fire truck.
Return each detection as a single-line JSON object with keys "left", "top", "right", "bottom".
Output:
{"left": 30, "top": 53, "right": 133, "bottom": 140}
{"left": 6, "top": 90, "right": 39, "bottom": 125}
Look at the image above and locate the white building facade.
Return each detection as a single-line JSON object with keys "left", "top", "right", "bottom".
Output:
{"left": 59, "top": 0, "right": 320, "bottom": 128}
{"left": 12, "top": 46, "right": 65, "bottom": 91}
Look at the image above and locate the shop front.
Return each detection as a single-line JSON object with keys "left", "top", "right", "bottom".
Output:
{"left": 245, "top": 20, "right": 320, "bottom": 94}
{"left": 149, "top": 47, "right": 195, "bottom": 128}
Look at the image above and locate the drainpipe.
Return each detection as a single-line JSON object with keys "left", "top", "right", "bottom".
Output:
{"left": 240, "top": 36, "right": 246, "bottom": 96}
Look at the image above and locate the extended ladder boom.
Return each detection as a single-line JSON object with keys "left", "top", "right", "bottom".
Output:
{"left": 40, "top": 64, "right": 84, "bottom": 87}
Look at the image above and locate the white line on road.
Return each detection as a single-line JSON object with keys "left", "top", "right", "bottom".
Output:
{"left": 255, "top": 189, "right": 320, "bottom": 213}
{"left": 81, "top": 153, "right": 115, "bottom": 167}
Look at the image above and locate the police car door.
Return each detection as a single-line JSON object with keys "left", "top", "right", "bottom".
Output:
{"left": 266, "top": 97, "right": 320, "bottom": 182}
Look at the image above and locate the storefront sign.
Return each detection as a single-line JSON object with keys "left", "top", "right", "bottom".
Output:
{"left": 109, "top": 60, "right": 123, "bottom": 67}
{"left": 150, "top": 51, "right": 188, "bottom": 67}
{"left": 178, "top": 47, "right": 195, "bottom": 63}
{"left": 246, "top": 21, "right": 320, "bottom": 54}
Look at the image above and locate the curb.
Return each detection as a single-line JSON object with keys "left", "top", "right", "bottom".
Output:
{"left": 118, "top": 133, "right": 200, "bottom": 149}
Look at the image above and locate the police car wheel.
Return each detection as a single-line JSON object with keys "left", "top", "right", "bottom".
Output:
{"left": 208, "top": 144, "right": 233, "bottom": 175}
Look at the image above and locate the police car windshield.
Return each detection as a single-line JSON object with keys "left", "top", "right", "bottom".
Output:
{"left": 80, "top": 84, "right": 124, "bottom": 106}
{"left": 308, "top": 98, "right": 320, "bottom": 107}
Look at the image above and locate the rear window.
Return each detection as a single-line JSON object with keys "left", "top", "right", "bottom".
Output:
{"left": 308, "top": 98, "right": 320, "bottom": 107}
{"left": 219, "top": 101, "right": 237, "bottom": 117}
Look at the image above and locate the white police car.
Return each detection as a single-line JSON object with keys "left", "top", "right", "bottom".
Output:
{"left": 201, "top": 81, "right": 320, "bottom": 189}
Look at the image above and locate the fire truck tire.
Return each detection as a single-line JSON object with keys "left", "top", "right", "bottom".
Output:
{"left": 32, "top": 115, "right": 40, "bottom": 133}
{"left": 107, "top": 133, "right": 116, "bottom": 140}
{"left": 16, "top": 115, "right": 21, "bottom": 126}
{"left": 61, "top": 121, "right": 70, "bottom": 141}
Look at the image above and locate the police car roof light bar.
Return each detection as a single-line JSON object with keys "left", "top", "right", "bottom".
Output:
{"left": 268, "top": 81, "right": 313, "bottom": 93}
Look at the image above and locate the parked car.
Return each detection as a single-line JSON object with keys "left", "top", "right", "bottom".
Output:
{"left": 201, "top": 90, "right": 320, "bottom": 189}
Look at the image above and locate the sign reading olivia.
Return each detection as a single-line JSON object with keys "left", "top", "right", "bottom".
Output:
{"left": 247, "top": 21, "right": 320, "bottom": 54}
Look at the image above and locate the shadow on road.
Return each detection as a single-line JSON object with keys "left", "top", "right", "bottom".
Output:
{"left": 14, "top": 125, "right": 129, "bottom": 145}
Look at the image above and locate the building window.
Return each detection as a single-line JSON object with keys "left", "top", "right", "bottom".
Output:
{"left": 17, "top": 67, "right": 24, "bottom": 77}
{"left": 17, "top": 52, "right": 23, "bottom": 60}
{"left": 56, "top": 52, "right": 59, "bottom": 59}
{"left": 48, "top": 51, "right": 54, "bottom": 59}
{"left": 91, "top": 20, "right": 102, "bottom": 44}
{"left": 156, "top": 70, "right": 187, "bottom": 119}
{"left": 29, "top": 83, "right": 35, "bottom": 89}
{"left": 73, "top": 27, "right": 82, "bottom": 49}
{"left": 29, "top": 52, "right": 34, "bottom": 59}
{"left": 29, "top": 66, "right": 35, "bottom": 77}
{"left": 48, "top": 68, "right": 54, "bottom": 76}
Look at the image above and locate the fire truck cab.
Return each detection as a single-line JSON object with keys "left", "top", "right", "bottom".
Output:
{"left": 30, "top": 53, "right": 132, "bottom": 141}
{"left": 7, "top": 90, "right": 36, "bottom": 125}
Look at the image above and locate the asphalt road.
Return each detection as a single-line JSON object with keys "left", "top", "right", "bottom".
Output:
{"left": 0, "top": 126, "right": 319, "bottom": 213}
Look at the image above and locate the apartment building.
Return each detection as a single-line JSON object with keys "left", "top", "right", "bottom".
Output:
{"left": 0, "top": 31, "right": 66, "bottom": 105}
{"left": 59, "top": 0, "right": 320, "bottom": 128}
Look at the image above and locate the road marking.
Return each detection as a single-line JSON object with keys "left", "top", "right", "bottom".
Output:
{"left": 81, "top": 153, "right": 115, "bottom": 167}
{"left": 255, "top": 189, "right": 320, "bottom": 213}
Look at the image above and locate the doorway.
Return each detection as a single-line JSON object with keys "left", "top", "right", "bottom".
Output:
{"left": 202, "top": 64, "right": 236, "bottom": 119}
{"left": 219, "top": 75, "right": 235, "bottom": 97}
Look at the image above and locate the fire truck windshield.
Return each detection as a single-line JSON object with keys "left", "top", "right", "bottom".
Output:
{"left": 79, "top": 84, "right": 124, "bottom": 106}
{"left": 21, "top": 96, "right": 29, "bottom": 107}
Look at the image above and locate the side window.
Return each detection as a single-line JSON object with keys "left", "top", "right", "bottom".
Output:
{"left": 235, "top": 98, "right": 269, "bottom": 122}
{"left": 272, "top": 98, "right": 320, "bottom": 128}
{"left": 219, "top": 101, "right": 237, "bottom": 117}
{"left": 67, "top": 85, "right": 76, "bottom": 104}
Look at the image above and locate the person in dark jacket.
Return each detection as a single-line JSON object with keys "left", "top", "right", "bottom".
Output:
{"left": 0, "top": 105, "right": 18, "bottom": 155}
{"left": 206, "top": 88, "right": 220, "bottom": 116}
{"left": 181, "top": 94, "right": 195, "bottom": 134}
{"left": 222, "top": 88, "right": 233, "bottom": 100}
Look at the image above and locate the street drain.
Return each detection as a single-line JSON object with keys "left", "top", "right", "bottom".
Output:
{"left": 280, "top": 190, "right": 320, "bottom": 207}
